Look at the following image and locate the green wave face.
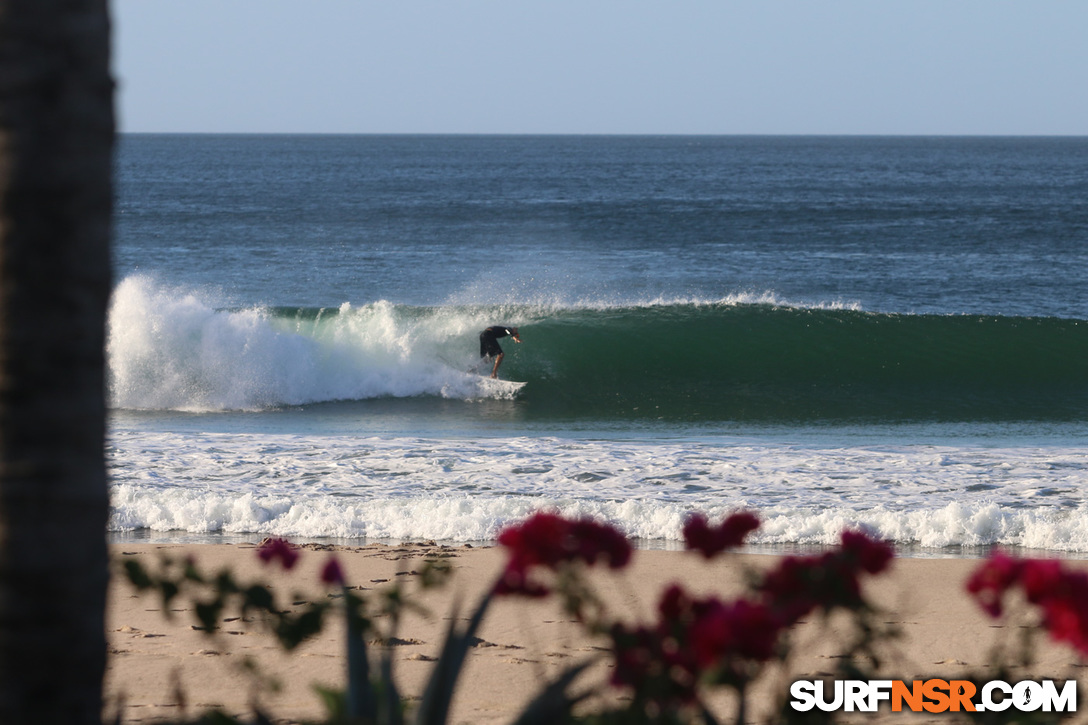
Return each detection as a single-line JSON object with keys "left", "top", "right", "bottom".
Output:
{"left": 501, "top": 305, "right": 1088, "bottom": 422}
{"left": 259, "top": 301, "right": 1088, "bottom": 422}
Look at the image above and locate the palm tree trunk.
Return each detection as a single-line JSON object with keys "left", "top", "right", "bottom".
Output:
{"left": 0, "top": 1, "right": 114, "bottom": 723}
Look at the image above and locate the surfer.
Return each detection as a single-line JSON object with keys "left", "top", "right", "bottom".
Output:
{"left": 479, "top": 325, "right": 521, "bottom": 378}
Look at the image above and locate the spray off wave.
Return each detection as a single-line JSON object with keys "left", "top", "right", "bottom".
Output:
{"left": 107, "top": 275, "right": 524, "bottom": 410}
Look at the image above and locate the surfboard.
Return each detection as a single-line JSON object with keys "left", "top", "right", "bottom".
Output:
{"left": 473, "top": 376, "right": 526, "bottom": 399}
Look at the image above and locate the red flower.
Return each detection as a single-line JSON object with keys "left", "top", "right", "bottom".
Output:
{"left": 493, "top": 562, "right": 550, "bottom": 598}
{"left": 657, "top": 583, "right": 691, "bottom": 622}
{"left": 759, "top": 530, "right": 894, "bottom": 623}
{"left": 760, "top": 554, "right": 840, "bottom": 622}
{"left": 494, "top": 511, "right": 632, "bottom": 598}
{"left": 965, "top": 550, "right": 1022, "bottom": 617}
{"left": 1040, "top": 592, "right": 1088, "bottom": 655}
{"left": 683, "top": 511, "right": 760, "bottom": 559}
{"left": 840, "top": 529, "right": 894, "bottom": 575}
{"left": 257, "top": 537, "right": 299, "bottom": 570}
{"left": 568, "top": 518, "right": 633, "bottom": 569}
{"left": 610, "top": 622, "right": 696, "bottom": 702}
{"left": 1041, "top": 597, "right": 1081, "bottom": 650}
{"left": 497, "top": 511, "right": 569, "bottom": 568}
{"left": 1019, "top": 559, "right": 1064, "bottom": 604}
{"left": 689, "top": 598, "right": 781, "bottom": 668}
{"left": 320, "top": 556, "right": 345, "bottom": 586}
{"left": 687, "top": 600, "right": 733, "bottom": 668}
{"left": 607, "top": 528, "right": 893, "bottom": 710}
{"left": 610, "top": 583, "right": 785, "bottom": 706}
{"left": 1032, "top": 569, "right": 1088, "bottom": 655}
{"left": 966, "top": 552, "right": 1088, "bottom": 656}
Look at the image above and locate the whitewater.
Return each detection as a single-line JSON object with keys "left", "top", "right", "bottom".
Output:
{"left": 110, "top": 428, "right": 1088, "bottom": 552}
{"left": 107, "top": 275, "right": 529, "bottom": 411}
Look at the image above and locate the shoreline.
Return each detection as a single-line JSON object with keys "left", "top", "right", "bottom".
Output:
{"left": 105, "top": 542, "right": 1088, "bottom": 724}
{"left": 107, "top": 532, "right": 1088, "bottom": 562}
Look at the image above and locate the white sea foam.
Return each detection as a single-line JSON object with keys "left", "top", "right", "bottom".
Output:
{"left": 108, "top": 430, "right": 1088, "bottom": 552}
{"left": 107, "top": 275, "right": 522, "bottom": 411}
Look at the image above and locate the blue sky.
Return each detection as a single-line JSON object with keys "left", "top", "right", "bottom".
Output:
{"left": 114, "top": 1, "right": 1088, "bottom": 135}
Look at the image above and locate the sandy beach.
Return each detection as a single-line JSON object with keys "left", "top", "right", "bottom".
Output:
{"left": 105, "top": 542, "right": 1087, "bottom": 724}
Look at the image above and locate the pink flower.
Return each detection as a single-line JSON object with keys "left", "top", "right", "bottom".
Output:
{"left": 320, "top": 556, "right": 345, "bottom": 586}
{"left": 758, "top": 530, "right": 894, "bottom": 623}
{"left": 493, "top": 563, "right": 550, "bottom": 598}
{"left": 494, "top": 511, "right": 632, "bottom": 598}
{"left": 1019, "top": 559, "right": 1064, "bottom": 604}
{"left": 257, "top": 538, "right": 299, "bottom": 570}
{"left": 610, "top": 622, "right": 695, "bottom": 702}
{"left": 497, "top": 511, "right": 632, "bottom": 569}
{"left": 966, "top": 552, "right": 1088, "bottom": 656}
{"left": 657, "top": 584, "right": 691, "bottom": 622}
{"left": 1032, "top": 569, "right": 1088, "bottom": 655}
{"left": 760, "top": 554, "right": 845, "bottom": 622}
{"left": 611, "top": 583, "right": 785, "bottom": 704}
{"left": 607, "top": 528, "right": 894, "bottom": 709}
{"left": 568, "top": 518, "right": 633, "bottom": 569}
{"left": 840, "top": 529, "right": 894, "bottom": 575}
{"left": 965, "top": 550, "right": 1022, "bottom": 617}
{"left": 497, "top": 511, "right": 569, "bottom": 568}
{"left": 1041, "top": 597, "right": 1086, "bottom": 653}
{"left": 689, "top": 598, "right": 781, "bottom": 668}
{"left": 682, "top": 511, "right": 760, "bottom": 559}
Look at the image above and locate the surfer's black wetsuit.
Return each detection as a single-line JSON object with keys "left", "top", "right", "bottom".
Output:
{"left": 480, "top": 326, "right": 515, "bottom": 358}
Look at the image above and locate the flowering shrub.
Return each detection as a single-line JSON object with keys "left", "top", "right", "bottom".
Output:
{"left": 758, "top": 529, "right": 895, "bottom": 624}
{"left": 494, "top": 510, "right": 633, "bottom": 599}
{"left": 610, "top": 586, "right": 783, "bottom": 708}
{"left": 681, "top": 511, "right": 760, "bottom": 559}
{"left": 257, "top": 536, "right": 300, "bottom": 570}
{"left": 599, "top": 516, "right": 895, "bottom": 722}
{"left": 479, "top": 509, "right": 897, "bottom": 722}
{"left": 118, "top": 511, "right": 905, "bottom": 725}
{"left": 967, "top": 550, "right": 1088, "bottom": 656}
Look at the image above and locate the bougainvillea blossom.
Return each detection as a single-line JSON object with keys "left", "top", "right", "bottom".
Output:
{"left": 967, "top": 551, "right": 1088, "bottom": 656}
{"left": 682, "top": 511, "right": 760, "bottom": 559}
{"left": 494, "top": 511, "right": 633, "bottom": 597}
{"left": 257, "top": 537, "right": 299, "bottom": 570}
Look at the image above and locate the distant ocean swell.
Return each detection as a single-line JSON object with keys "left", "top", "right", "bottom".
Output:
{"left": 108, "top": 275, "right": 1088, "bottom": 422}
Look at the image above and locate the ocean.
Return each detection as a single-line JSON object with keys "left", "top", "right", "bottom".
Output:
{"left": 109, "top": 134, "right": 1088, "bottom": 555}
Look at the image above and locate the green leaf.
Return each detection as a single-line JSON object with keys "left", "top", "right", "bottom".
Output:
{"left": 377, "top": 606, "right": 404, "bottom": 725}
{"left": 195, "top": 599, "right": 223, "bottom": 633}
{"left": 244, "top": 584, "right": 275, "bottom": 612}
{"left": 122, "top": 559, "right": 153, "bottom": 590}
{"left": 509, "top": 659, "right": 595, "bottom": 725}
{"left": 345, "top": 611, "right": 377, "bottom": 722}
{"left": 276, "top": 604, "right": 327, "bottom": 650}
{"left": 159, "top": 580, "right": 180, "bottom": 610}
{"left": 412, "top": 589, "right": 494, "bottom": 725}
{"left": 313, "top": 685, "right": 347, "bottom": 721}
